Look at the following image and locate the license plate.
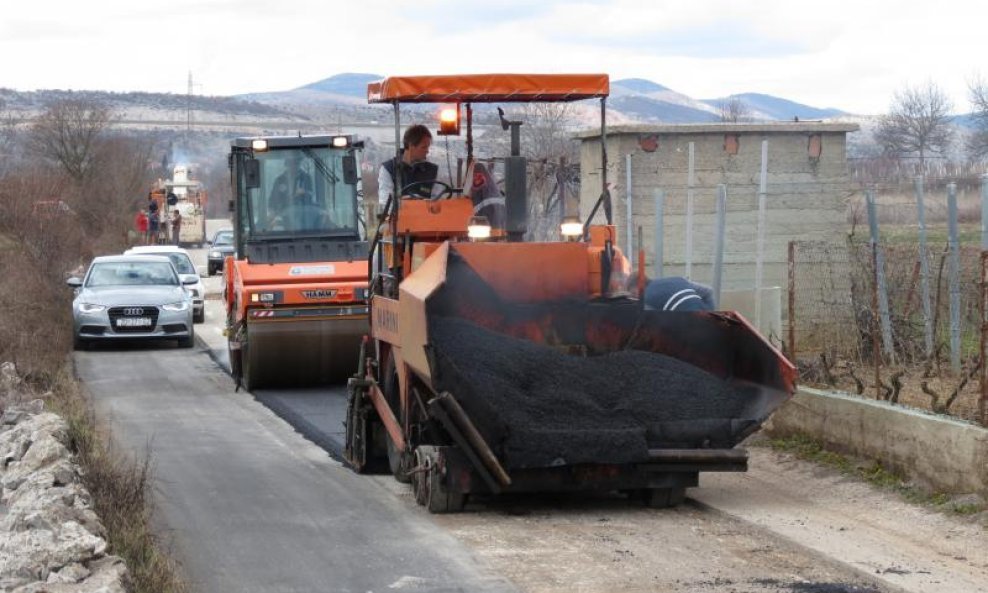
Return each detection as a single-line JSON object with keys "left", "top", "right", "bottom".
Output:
{"left": 116, "top": 317, "right": 151, "bottom": 327}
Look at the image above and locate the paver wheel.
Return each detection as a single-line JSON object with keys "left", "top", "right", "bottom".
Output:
{"left": 383, "top": 356, "right": 411, "bottom": 483}
{"left": 421, "top": 449, "right": 465, "bottom": 514}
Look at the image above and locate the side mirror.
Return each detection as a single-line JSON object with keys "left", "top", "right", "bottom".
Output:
{"left": 206, "top": 240, "right": 213, "bottom": 246}
{"left": 342, "top": 155, "right": 358, "bottom": 185}
{"left": 66, "top": 277, "right": 82, "bottom": 288}
{"left": 181, "top": 274, "right": 199, "bottom": 285}
{"left": 228, "top": 199, "right": 234, "bottom": 213}
{"left": 245, "top": 158, "right": 261, "bottom": 189}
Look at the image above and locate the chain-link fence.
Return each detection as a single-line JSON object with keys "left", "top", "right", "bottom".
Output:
{"left": 790, "top": 238, "right": 985, "bottom": 423}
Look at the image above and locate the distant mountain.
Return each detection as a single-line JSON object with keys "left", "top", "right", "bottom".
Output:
{"left": 612, "top": 78, "right": 669, "bottom": 94}
{"left": 297, "top": 73, "right": 381, "bottom": 97}
{"left": 701, "top": 93, "right": 845, "bottom": 121}
{"left": 609, "top": 95, "right": 719, "bottom": 124}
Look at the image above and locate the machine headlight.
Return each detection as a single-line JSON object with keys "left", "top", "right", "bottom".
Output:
{"left": 78, "top": 303, "right": 106, "bottom": 314}
{"left": 560, "top": 215, "right": 583, "bottom": 239}
{"left": 162, "top": 302, "right": 190, "bottom": 312}
{"left": 467, "top": 215, "right": 491, "bottom": 240}
{"left": 210, "top": 251, "right": 222, "bottom": 258}
{"left": 355, "top": 287, "right": 370, "bottom": 300}
{"left": 250, "top": 292, "right": 279, "bottom": 303}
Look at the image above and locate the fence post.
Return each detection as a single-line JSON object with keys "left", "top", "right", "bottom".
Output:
{"left": 981, "top": 174, "right": 988, "bottom": 247}
{"left": 755, "top": 139, "right": 768, "bottom": 330}
{"left": 866, "top": 189, "right": 895, "bottom": 361}
{"left": 654, "top": 189, "right": 665, "bottom": 279}
{"left": 712, "top": 184, "right": 727, "bottom": 307}
{"left": 871, "top": 241, "right": 883, "bottom": 399}
{"left": 981, "top": 174, "right": 988, "bottom": 426}
{"left": 788, "top": 241, "right": 796, "bottom": 363}
{"left": 948, "top": 182, "right": 961, "bottom": 372}
{"left": 981, "top": 251, "right": 988, "bottom": 427}
{"left": 625, "top": 153, "right": 633, "bottom": 267}
{"left": 915, "top": 176, "right": 934, "bottom": 357}
{"left": 685, "top": 142, "right": 695, "bottom": 279}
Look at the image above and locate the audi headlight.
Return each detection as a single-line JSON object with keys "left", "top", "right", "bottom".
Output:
{"left": 78, "top": 303, "right": 106, "bottom": 314}
{"left": 162, "top": 302, "right": 190, "bottom": 312}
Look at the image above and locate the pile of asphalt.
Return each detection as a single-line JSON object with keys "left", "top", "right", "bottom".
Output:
{"left": 429, "top": 316, "right": 757, "bottom": 469}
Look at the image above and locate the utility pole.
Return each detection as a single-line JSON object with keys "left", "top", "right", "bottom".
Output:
{"left": 186, "top": 71, "right": 194, "bottom": 134}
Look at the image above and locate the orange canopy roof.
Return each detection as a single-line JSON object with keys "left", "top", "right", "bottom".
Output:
{"left": 367, "top": 74, "right": 609, "bottom": 103}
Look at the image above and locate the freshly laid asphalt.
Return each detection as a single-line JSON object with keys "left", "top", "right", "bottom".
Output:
{"left": 74, "top": 340, "right": 515, "bottom": 593}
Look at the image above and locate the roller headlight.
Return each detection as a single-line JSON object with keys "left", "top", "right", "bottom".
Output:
{"left": 78, "top": 303, "right": 106, "bottom": 314}
{"left": 162, "top": 302, "right": 190, "bottom": 312}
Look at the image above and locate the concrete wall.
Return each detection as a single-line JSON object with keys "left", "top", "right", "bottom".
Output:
{"left": 578, "top": 123, "right": 858, "bottom": 297}
{"left": 767, "top": 387, "right": 988, "bottom": 496}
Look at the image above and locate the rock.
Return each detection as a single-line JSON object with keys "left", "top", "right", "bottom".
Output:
{"left": 2, "top": 434, "right": 71, "bottom": 491}
{"left": 13, "top": 556, "right": 129, "bottom": 593}
{"left": 0, "top": 362, "right": 22, "bottom": 396}
{"left": 0, "top": 529, "right": 57, "bottom": 587}
{"left": 46, "top": 561, "right": 90, "bottom": 584}
{"left": 0, "top": 393, "right": 129, "bottom": 593}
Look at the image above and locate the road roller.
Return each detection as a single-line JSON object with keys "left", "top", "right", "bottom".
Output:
{"left": 345, "top": 73, "right": 797, "bottom": 513}
{"left": 225, "top": 135, "right": 369, "bottom": 390}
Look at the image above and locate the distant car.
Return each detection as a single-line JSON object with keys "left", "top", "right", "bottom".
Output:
{"left": 68, "top": 255, "right": 195, "bottom": 350}
{"left": 207, "top": 229, "right": 235, "bottom": 276}
{"left": 124, "top": 245, "right": 205, "bottom": 323}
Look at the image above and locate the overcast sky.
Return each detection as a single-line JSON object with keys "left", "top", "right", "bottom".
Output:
{"left": 1, "top": 0, "right": 983, "bottom": 115}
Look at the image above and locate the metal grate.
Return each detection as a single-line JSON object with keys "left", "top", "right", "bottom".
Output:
{"left": 108, "top": 306, "right": 159, "bottom": 333}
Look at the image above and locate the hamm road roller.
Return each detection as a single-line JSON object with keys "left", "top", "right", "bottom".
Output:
{"left": 345, "top": 74, "right": 796, "bottom": 512}
{"left": 225, "top": 135, "right": 369, "bottom": 390}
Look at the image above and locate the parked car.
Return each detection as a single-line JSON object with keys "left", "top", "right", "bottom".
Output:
{"left": 124, "top": 245, "right": 205, "bottom": 323}
{"left": 68, "top": 255, "right": 195, "bottom": 350}
{"left": 206, "top": 229, "right": 235, "bottom": 276}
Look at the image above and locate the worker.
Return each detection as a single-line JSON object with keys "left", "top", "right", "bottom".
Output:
{"left": 147, "top": 194, "right": 159, "bottom": 245}
{"left": 643, "top": 276, "right": 716, "bottom": 311}
{"left": 467, "top": 161, "right": 506, "bottom": 230}
{"left": 134, "top": 209, "right": 148, "bottom": 245}
{"left": 171, "top": 209, "right": 182, "bottom": 246}
{"left": 377, "top": 124, "right": 440, "bottom": 208}
{"left": 270, "top": 156, "right": 313, "bottom": 212}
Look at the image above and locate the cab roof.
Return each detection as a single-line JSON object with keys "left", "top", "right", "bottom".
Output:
{"left": 367, "top": 73, "right": 609, "bottom": 104}
{"left": 230, "top": 135, "right": 356, "bottom": 149}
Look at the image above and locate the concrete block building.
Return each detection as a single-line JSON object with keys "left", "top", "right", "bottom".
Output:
{"left": 577, "top": 122, "right": 859, "bottom": 299}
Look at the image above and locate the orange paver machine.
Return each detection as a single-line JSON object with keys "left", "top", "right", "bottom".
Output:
{"left": 345, "top": 74, "right": 796, "bottom": 513}
{"left": 225, "top": 135, "right": 369, "bottom": 390}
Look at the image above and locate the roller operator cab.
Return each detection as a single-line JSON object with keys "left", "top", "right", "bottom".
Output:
{"left": 225, "top": 135, "right": 369, "bottom": 391}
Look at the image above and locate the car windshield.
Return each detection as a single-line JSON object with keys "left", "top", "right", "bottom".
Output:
{"left": 214, "top": 231, "right": 234, "bottom": 246}
{"left": 242, "top": 147, "right": 360, "bottom": 239}
{"left": 86, "top": 262, "right": 178, "bottom": 287}
{"left": 138, "top": 252, "right": 195, "bottom": 274}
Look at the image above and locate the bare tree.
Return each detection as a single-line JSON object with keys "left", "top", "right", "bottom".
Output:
{"left": 967, "top": 75, "right": 988, "bottom": 159}
{"left": 873, "top": 82, "right": 953, "bottom": 171}
{"left": 718, "top": 97, "right": 753, "bottom": 123}
{"left": 28, "top": 99, "right": 114, "bottom": 182}
{"left": 0, "top": 98, "right": 19, "bottom": 176}
{"left": 518, "top": 103, "right": 580, "bottom": 240}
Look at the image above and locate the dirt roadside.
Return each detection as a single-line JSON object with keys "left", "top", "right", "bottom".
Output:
{"left": 383, "top": 444, "right": 988, "bottom": 593}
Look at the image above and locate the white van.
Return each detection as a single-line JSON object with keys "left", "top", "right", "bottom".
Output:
{"left": 123, "top": 246, "right": 205, "bottom": 323}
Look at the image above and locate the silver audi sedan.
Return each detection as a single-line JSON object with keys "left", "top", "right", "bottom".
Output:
{"left": 68, "top": 255, "right": 196, "bottom": 350}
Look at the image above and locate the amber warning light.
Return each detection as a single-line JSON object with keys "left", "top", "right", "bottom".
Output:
{"left": 438, "top": 106, "right": 460, "bottom": 136}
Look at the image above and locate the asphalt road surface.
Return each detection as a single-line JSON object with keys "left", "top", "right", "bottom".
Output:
{"left": 71, "top": 224, "right": 987, "bottom": 593}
